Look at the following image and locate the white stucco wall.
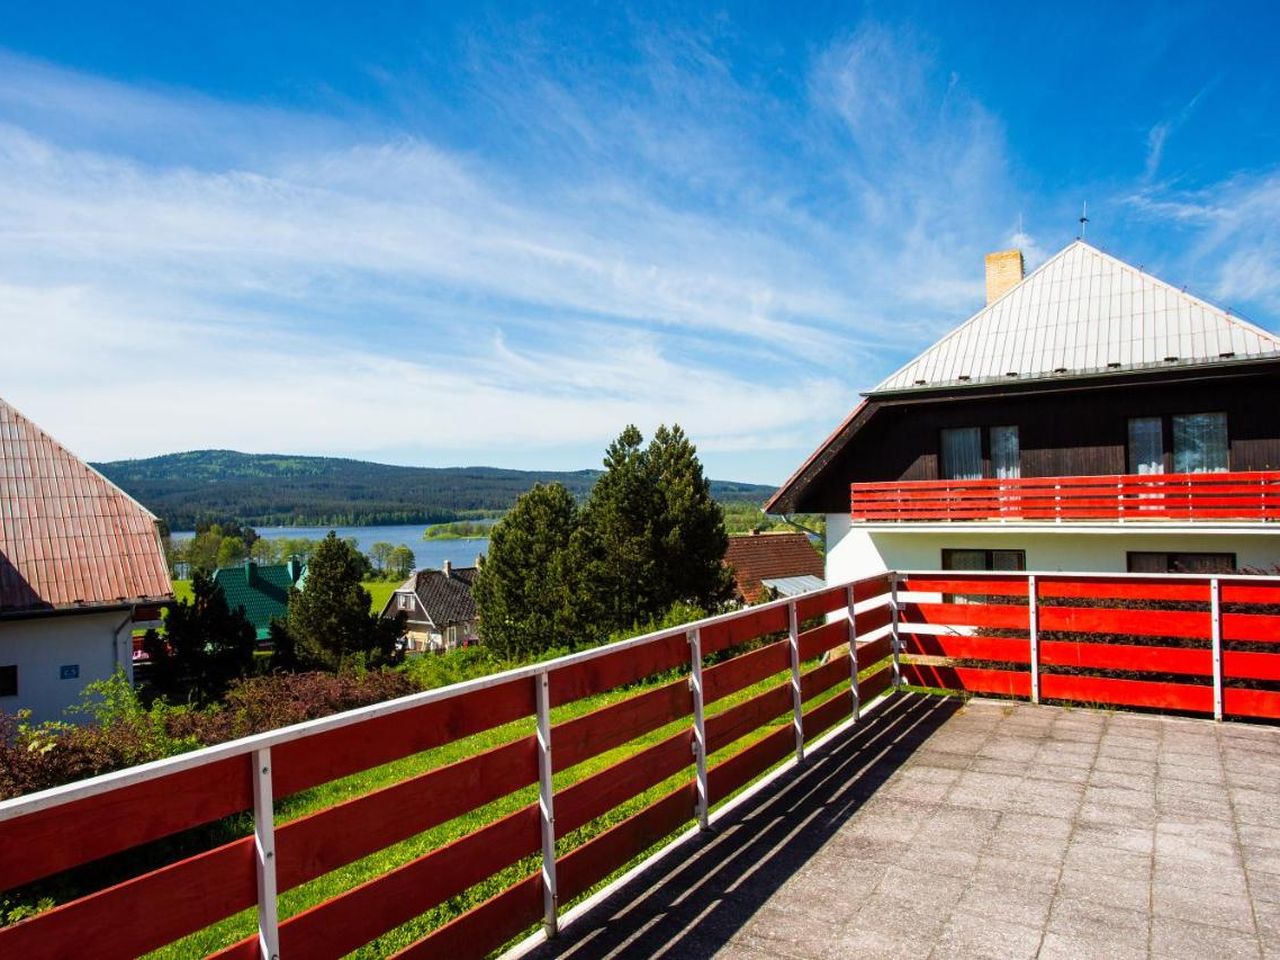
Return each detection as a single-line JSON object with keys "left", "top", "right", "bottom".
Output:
{"left": 826, "top": 512, "right": 1280, "bottom": 584}
{"left": 0, "top": 609, "right": 134, "bottom": 723}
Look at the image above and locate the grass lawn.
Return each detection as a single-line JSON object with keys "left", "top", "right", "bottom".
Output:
{"left": 169, "top": 579, "right": 398, "bottom": 615}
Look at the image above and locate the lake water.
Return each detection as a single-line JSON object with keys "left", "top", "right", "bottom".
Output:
{"left": 172, "top": 523, "right": 489, "bottom": 572}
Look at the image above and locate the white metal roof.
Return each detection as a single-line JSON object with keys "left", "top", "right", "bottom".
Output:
{"left": 870, "top": 240, "right": 1280, "bottom": 394}
{"left": 759, "top": 574, "right": 826, "bottom": 597}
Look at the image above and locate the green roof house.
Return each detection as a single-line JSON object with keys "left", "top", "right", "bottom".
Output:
{"left": 212, "top": 559, "right": 305, "bottom": 640}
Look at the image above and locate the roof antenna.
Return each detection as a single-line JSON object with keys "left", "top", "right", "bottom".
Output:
{"left": 1078, "top": 201, "right": 1089, "bottom": 240}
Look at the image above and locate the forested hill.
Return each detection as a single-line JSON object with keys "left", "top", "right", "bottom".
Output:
{"left": 93, "top": 450, "right": 778, "bottom": 529}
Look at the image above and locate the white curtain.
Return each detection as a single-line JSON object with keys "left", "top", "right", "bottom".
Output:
{"left": 1172, "top": 413, "right": 1228, "bottom": 473}
{"left": 941, "top": 427, "right": 982, "bottom": 480}
{"left": 990, "top": 425, "right": 1020, "bottom": 479}
{"left": 1127, "top": 417, "right": 1163, "bottom": 474}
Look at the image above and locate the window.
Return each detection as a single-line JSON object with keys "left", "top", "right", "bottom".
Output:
{"left": 1127, "top": 552, "right": 1235, "bottom": 574}
{"left": 1127, "top": 412, "right": 1229, "bottom": 475}
{"left": 942, "top": 549, "right": 1026, "bottom": 571}
{"left": 0, "top": 665, "right": 15, "bottom": 698}
{"left": 940, "top": 425, "right": 1020, "bottom": 480}
{"left": 398, "top": 593, "right": 412, "bottom": 611}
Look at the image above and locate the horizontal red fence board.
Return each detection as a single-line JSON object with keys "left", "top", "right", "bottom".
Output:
{"left": 706, "top": 683, "right": 792, "bottom": 754}
{"left": 700, "top": 604, "right": 789, "bottom": 655}
{"left": 0, "top": 753, "right": 253, "bottom": 892}
{"left": 1040, "top": 641, "right": 1209, "bottom": 677}
{"left": 1039, "top": 606, "right": 1208, "bottom": 639}
{"left": 903, "top": 663, "right": 1031, "bottom": 698}
{"left": 800, "top": 658, "right": 847, "bottom": 703}
{"left": 1221, "top": 582, "right": 1280, "bottom": 604}
{"left": 902, "top": 632, "right": 1031, "bottom": 664}
{"left": 1222, "top": 612, "right": 1280, "bottom": 643}
{"left": 794, "top": 585, "right": 849, "bottom": 622}
{"left": 798, "top": 619, "right": 848, "bottom": 660}
{"left": 802, "top": 690, "right": 850, "bottom": 741}
{"left": 707, "top": 726, "right": 793, "bottom": 805}
{"left": 1039, "top": 674, "right": 1213, "bottom": 713}
{"left": 857, "top": 634, "right": 892, "bottom": 668}
{"left": 1223, "top": 687, "right": 1280, "bottom": 720}
{"left": 1037, "top": 578, "right": 1210, "bottom": 602}
{"left": 276, "top": 733, "right": 538, "bottom": 891}
{"left": 246, "top": 805, "right": 541, "bottom": 960}
{"left": 854, "top": 602, "right": 893, "bottom": 637}
{"left": 900, "top": 601, "right": 1029, "bottom": 630}
{"left": 391, "top": 872, "right": 544, "bottom": 960}
{"left": 553, "top": 679, "right": 691, "bottom": 772}
{"left": 1224, "top": 650, "right": 1280, "bottom": 682}
{"left": 273, "top": 678, "right": 535, "bottom": 797}
{"left": 555, "top": 730, "right": 694, "bottom": 837}
{"left": 900, "top": 576, "right": 1029, "bottom": 597}
{"left": 858, "top": 665, "right": 893, "bottom": 702}
{"left": 557, "top": 783, "right": 697, "bottom": 904}
{"left": 551, "top": 632, "right": 690, "bottom": 707}
{"left": 702, "top": 638, "right": 790, "bottom": 705}
{"left": 0, "top": 835, "right": 255, "bottom": 960}
{"left": 853, "top": 573, "right": 892, "bottom": 603}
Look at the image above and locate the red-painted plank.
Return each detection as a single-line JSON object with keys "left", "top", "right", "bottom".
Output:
{"left": 1037, "top": 578, "right": 1209, "bottom": 602}
{"left": 858, "top": 665, "right": 893, "bottom": 702}
{"left": 802, "top": 690, "right": 850, "bottom": 741}
{"left": 900, "top": 576, "right": 1029, "bottom": 597}
{"left": 902, "top": 663, "right": 1031, "bottom": 698}
{"left": 1222, "top": 612, "right": 1280, "bottom": 643}
{"left": 706, "top": 726, "right": 793, "bottom": 805}
{"left": 0, "top": 836, "right": 255, "bottom": 960}
{"left": 1038, "top": 606, "right": 1208, "bottom": 639}
{"left": 1220, "top": 582, "right": 1280, "bottom": 605}
{"left": 1039, "top": 674, "right": 1213, "bottom": 713}
{"left": 700, "top": 604, "right": 789, "bottom": 655}
{"left": 555, "top": 731, "right": 693, "bottom": 836}
{"left": 276, "top": 734, "right": 538, "bottom": 891}
{"left": 553, "top": 679, "right": 690, "bottom": 772}
{"left": 899, "top": 601, "right": 1029, "bottom": 630}
{"left": 1039, "top": 641, "right": 1209, "bottom": 677}
{"left": 261, "top": 805, "right": 541, "bottom": 960}
{"left": 794, "top": 585, "right": 849, "bottom": 622}
{"left": 557, "top": 783, "right": 697, "bottom": 903}
{"left": 856, "top": 633, "right": 892, "bottom": 668}
{"left": 853, "top": 573, "right": 892, "bottom": 604}
{"left": 551, "top": 632, "right": 689, "bottom": 707}
{"left": 854, "top": 602, "right": 893, "bottom": 638}
{"left": 1223, "top": 687, "right": 1280, "bottom": 719}
{"left": 390, "top": 873, "right": 544, "bottom": 960}
{"left": 705, "top": 683, "right": 792, "bottom": 754}
{"left": 0, "top": 754, "right": 253, "bottom": 892}
{"left": 901, "top": 632, "right": 1030, "bottom": 664}
{"left": 799, "top": 657, "right": 847, "bottom": 703}
{"left": 1224, "top": 650, "right": 1280, "bottom": 682}
{"left": 701, "top": 638, "right": 789, "bottom": 705}
{"left": 273, "top": 678, "right": 535, "bottom": 797}
{"left": 797, "top": 619, "right": 848, "bottom": 660}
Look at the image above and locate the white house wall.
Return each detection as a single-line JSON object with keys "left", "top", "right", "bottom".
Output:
{"left": 825, "top": 511, "right": 1280, "bottom": 581}
{"left": 0, "top": 610, "right": 133, "bottom": 723}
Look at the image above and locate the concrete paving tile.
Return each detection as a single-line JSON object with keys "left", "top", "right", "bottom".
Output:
{"left": 1249, "top": 869, "right": 1280, "bottom": 905}
{"left": 1075, "top": 799, "right": 1157, "bottom": 829}
{"left": 1062, "top": 842, "right": 1152, "bottom": 881}
{"left": 1246, "top": 847, "right": 1280, "bottom": 877}
{"left": 973, "top": 853, "right": 1062, "bottom": 888}
{"left": 1082, "top": 784, "right": 1151, "bottom": 809}
{"left": 1048, "top": 896, "right": 1149, "bottom": 938}
{"left": 815, "top": 925, "right": 935, "bottom": 960}
{"left": 1036, "top": 931, "right": 1146, "bottom": 960}
{"left": 1150, "top": 916, "right": 1263, "bottom": 960}
{"left": 874, "top": 864, "right": 968, "bottom": 909}
{"left": 850, "top": 891, "right": 952, "bottom": 942}
{"left": 1055, "top": 864, "right": 1151, "bottom": 915}
{"left": 955, "top": 877, "right": 1054, "bottom": 929}
{"left": 930, "top": 911, "right": 1043, "bottom": 959}
{"left": 996, "top": 811, "right": 1074, "bottom": 841}
{"left": 983, "top": 827, "right": 1069, "bottom": 864}
{"left": 1071, "top": 822, "right": 1154, "bottom": 855}
{"left": 1152, "top": 881, "right": 1258, "bottom": 933}
{"left": 1153, "top": 858, "right": 1249, "bottom": 896}
{"left": 1154, "top": 828, "right": 1241, "bottom": 865}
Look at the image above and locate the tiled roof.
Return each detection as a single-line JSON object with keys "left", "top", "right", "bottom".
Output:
{"left": 724, "top": 533, "right": 823, "bottom": 604}
{"left": 871, "top": 240, "right": 1280, "bottom": 394}
{"left": 0, "top": 397, "right": 172, "bottom": 613}
{"left": 212, "top": 560, "right": 304, "bottom": 640}
{"left": 390, "top": 566, "right": 478, "bottom": 626}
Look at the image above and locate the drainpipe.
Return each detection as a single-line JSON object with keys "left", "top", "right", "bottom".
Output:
{"left": 780, "top": 514, "right": 823, "bottom": 539}
{"left": 113, "top": 607, "right": 135, "bottom": 682}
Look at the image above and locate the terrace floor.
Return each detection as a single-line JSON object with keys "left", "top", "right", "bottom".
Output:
{"left": 521, "top": 693, "right": 1280, "bottom": 960}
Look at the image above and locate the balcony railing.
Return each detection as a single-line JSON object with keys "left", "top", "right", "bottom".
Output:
{"left": 2, "top": 569, "right": 1278, "bottom": 959}
{"left": 851, "top": 470, "right": 1280, "bottom": 523}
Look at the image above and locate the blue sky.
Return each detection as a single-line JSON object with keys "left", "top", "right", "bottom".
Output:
{"left": 1, "top": 2, "right": 1278, "bottom": 484}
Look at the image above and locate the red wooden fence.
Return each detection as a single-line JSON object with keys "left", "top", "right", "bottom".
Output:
{"left": 0, "top": 575, "right": 896, "bottom": 960}
{"left": 897, "top": 571, "right": 1280, "bottom": 721}
{"left": 851, "top": 470, "right": 1280, "bottom": 523}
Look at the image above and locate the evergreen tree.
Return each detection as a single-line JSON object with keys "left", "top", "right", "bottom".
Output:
{"left": 143, "top": 570, "right": 257, "bottom": 703}
{"left": 473, "top": 483, "right": 579, "bottom": 660}
{"left": 281, "top": 532, "right": 405, "bottom": 671}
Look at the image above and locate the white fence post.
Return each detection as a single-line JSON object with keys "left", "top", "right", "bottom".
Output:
{"left": 252, "top": 748, "right": 279, "bottom": 960}
{"left": 788, "top": 601, "right": 805, "bottom": 763}
{"left": 890, "top": 574, "right": 902, "bottom": 690}
{"left": 1028, "top": 574, "right": 1040, "bottom": 705}
{"left": 1211, "top": 578, "right": 1224, "bottom": 722}
{"left": 688, "top": 628, "right": 710, "bottom": 830}
{"left": 535, "top": 671, "right": 559, "bottom": 937}
{"left": 847, "top": 584, "right": 860, "bottom": 721}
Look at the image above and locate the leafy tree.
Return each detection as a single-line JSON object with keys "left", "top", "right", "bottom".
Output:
{"left": 473, "top": 483, "right": 580, "bottom": 660}
{"left": 280, "top": 532, "right": 405, "bottom": 671}
{"left": 215, "top": 536, "right": 248, "bottom": 568}
{"left": 249, "top": 538, "right": 278, "bottom": 564}
{"left": 142, "top": 570, "right": 257, "bottom": 703}
{"left": 369, "top": 541, "right": 395, "bottom": 575}
{"left": 387, "top": 544, "right": 416, "bottom": 580}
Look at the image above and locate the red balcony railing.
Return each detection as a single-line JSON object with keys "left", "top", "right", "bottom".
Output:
{"left": 851, "top": 470, "right": 1280, "bottom": 523}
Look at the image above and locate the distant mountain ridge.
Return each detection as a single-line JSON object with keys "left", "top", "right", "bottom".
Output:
{"left": 93, "top": 449, "right": 778, "bottom": 530}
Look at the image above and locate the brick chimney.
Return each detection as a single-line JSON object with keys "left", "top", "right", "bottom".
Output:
{"left": 985, "top": 249, "right": 1025, "bottom": 304}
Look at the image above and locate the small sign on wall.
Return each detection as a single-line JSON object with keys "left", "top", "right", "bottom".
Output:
{"left": 60, "top": 664, "right": 80, "bottom": 680}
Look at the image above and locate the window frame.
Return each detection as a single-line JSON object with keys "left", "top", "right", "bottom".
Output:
{"left": 938, "top": 425, "right": 1021, "bottom": 481}
{"left": 1126, "top": 551, "right": 1236, "bottom": 575}
{"left": 941, "top": 548, "right": 1027, "bottom": 572}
